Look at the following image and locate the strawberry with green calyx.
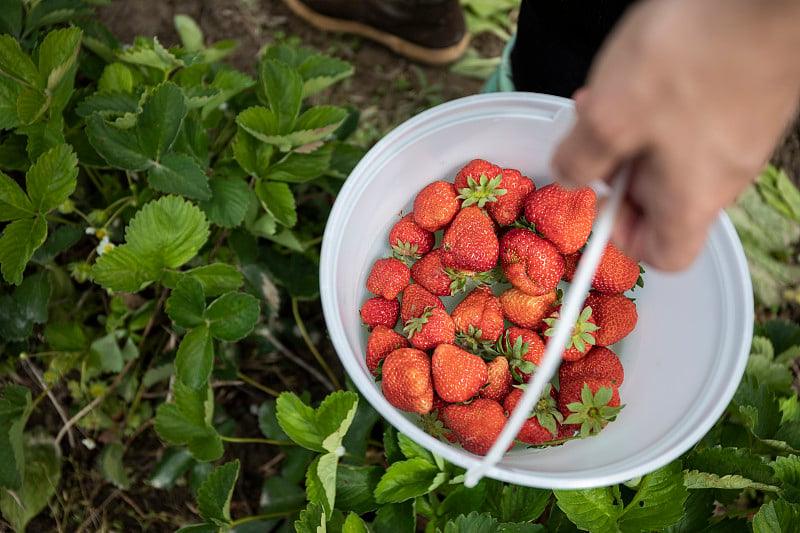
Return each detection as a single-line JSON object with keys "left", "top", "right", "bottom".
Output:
{"left": 366, "top": 325, "right": 411, "bottom": 376}
{"left": 454, "top": 158, "right": 505, "bottom": 209}
{"left": 584, "top": 290, "right": 638, "bottom": 346}
{"left": 421, "top": 394, "right": 456, "bottom": 443}
{"left": 542, "top": 304, "right": 599, "bottom": 361}
{"left": 499, "top": 287, "right": 558, "bottom": 330}
{"left": 495, "top": 326, "right": 546, "bottom": 383}
{"left": 558, "top": 377, "right": 623, "bottom": 437}
{"left": 389, "top": 213, "right": 435, "bottom": 262}
{"left": 441, "top": 206, "right": 499, "bottom": 273}
{"left": 360, "top": 296, "right": 400, "bottom": 329}
{"left": 486, "top": 168, "right": 536, "bottom": 226}
{"left": 442, "top": 398, "right": 512, "bottom": 456}
{"left": 403, "top": 306, "right": 455, "bottom": 351}
{"left": 366, "top": 257, "right": 411, "bottom": 300}
{"left": 558, "top": 345, "right": 625, "bottom": 387}
{"left": 451, "top": 285, "right": 505, "bottom": 349}
{"left": 592, "top": 242, "right": 643, "bottom": 294}
{"left": 499, "top": 227, "right": 565, "bottom": 296}
{"left": 480, "top": 355, "right": 514, "bottom": 403}
{"left": 381, "top": 348, "right": 434, "bottom": 415}
{"left": 524, "top": 182, "right": 597, "bottom": 254}
{"left": 443, "top": 265, "right": 501, "bottom": 296}
{"left": 411, "top": 248, "right": 453, "bottom": 297}
{"left": 503, "top": 384, "right": 564, "bottom": 445}
{"left": 432, "top": 343, "right": 488, "bottom": 403}
{"left": 413, "top": 180, "right": 460, "bottom": 232}
{"left": 400, "top": 283, "right": 446, "bottom": 324}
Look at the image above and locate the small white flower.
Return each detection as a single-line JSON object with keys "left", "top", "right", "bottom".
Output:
{"left": 96, "top": 235, "right": 115, "bottom": 256}
{"left": 82, "top": 438, "right": 96, "bottom": 450}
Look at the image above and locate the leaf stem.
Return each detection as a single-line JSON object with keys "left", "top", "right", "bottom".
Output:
{"left": 220, "top": 435, "right": 296, "bottom": 446}
{"left": 291, "top": 297, "right": 341, "bottom": 390}
{"left": 230, "top": 510, "right": 305, "bottom": 527}
{"left": 236, "top": 371, "right": 280, "bottom": 397}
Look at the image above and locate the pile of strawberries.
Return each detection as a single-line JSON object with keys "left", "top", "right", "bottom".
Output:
{"left": 359, "top": 158, "right": 643, "bottom": 456}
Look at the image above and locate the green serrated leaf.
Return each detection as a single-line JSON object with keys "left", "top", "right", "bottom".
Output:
{"left": 0, "top": 77, "right": 22, "bottom": 131}
{"left": 618, "top": 461, "right": 688, "bottom": 532}
{"left": 0, "top": 170, "right": 33, "bottom": 221}
{"left": 275, "top": 391, "right": 358, "bottom": 454}
{"left": 683, "top": 469, "right": 781, "bottom": 491}
{"left": 442, "top": 511, "right": 499, "bottom": 533}
{"left": 26, "top": 143, "right": 78, "bottom": 214}
{"left": 334, "top": 464, "right": 382, "bottom": 515}
{"left": 771, "top": 455, "right": 800, "bottom": 503}
{"left": 197, "top": 460, "right": 240, "bottom": 527}
{"left": 259, "top": 58, "right": 303, "bottom": 132}
{"left": 98, "top": 63, "right": 136, "bottom": 94}
{"left": 147, "top": 447, "right": 194, "bottom": 489}
{"left": 174, "top": 14, "right": 205, "bottom": 52}
{"left": 554, "top": 487, "right": 623, "bottom": 533}
{"left": 0, "top": 439, "right": 60, "bottom": 532}
{"left": 38, "top": 27, "right": 81, "bottom": 111}
{"left": 204, "top": 292, "right": 259, "bottom": 342}
{"left": 198, "top": 177, "right": 250, "bottom": 228}
{"left": 752, "top": 499, "right": 800, "bottom": 533}
{"left": 92, "top": 244, "right": 159, "bottom": 293}
{"left": 684, "top": 446, "right": 777, "bottom": 486}
{"left": 306, "top": 452, "right": 338, "bottom": 518}
{"left": 175, "top": 324, "right": 214, "bottom": 389}
{"left": 86, "top": 113, "right": 152, "bottom": 171}
{"left": 0, "top": 385, "right": 30, "bottom": 490}
{"left": 166, "top": 276, "right": 206, "bottom": 329}
{"left": 295, "top": 501, "right": 326, "bottom": 533}
{"left": 137, "top": 82, "right": 186, "bottom": 161}
{"left": 182, "top": 264, "right": 244, "bottom": 298}
{"left": 255, "top": 180, "right": 297, "bottom": 228}
{"left": 147, "top": 151, "right": 211, "bottom": 200}
{"left": 0, "top": 34, "right": 41, "bottom": 87}
{"left": 89, "top": 332, "right": 124, "bottom": 372}
{"left": 262, "top": 144, "right": 333, "bottom": 183}
{"left": 374, "top": 458, "right": 447, "bottom": 504}
{"left": 297, "top": 54, "right": 354, "bottom": 98}
{"left": 117, "top": 36, "right": 183, "bottom": 72}
{"left": 233, "top": 128, "right": 273, "bottom": 178}
{"left": 0, "top": 214, "right": 47, "bottom": 285}
{"left": 342, "top": 512, "right": 369, "bottom": 533}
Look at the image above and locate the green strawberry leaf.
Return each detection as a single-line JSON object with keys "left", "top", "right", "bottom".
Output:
{"left": 732, "top": 376, "right": 782, "bottom": 441}
{"left": 98, "top": 63, "right": 136, "bottom": 94}
{"left": 771, "top": 455, "right": 800, "bottom": 503}
{"left": 154, "top": 382, "right": 222, "bottom": 462}
{"left": 441, "top": 511, "right": 499, "bottom": 533}
{"left": 306, "top": 452, "right": 338, "bottom": 518}
{"left": 147, "top": 151, "right": 211, "bottom": 200}
{"left": 0, "top": 171, "right": 32, "bottom": 221}
{"left": 276, "top": 390, "right": 359, "bottom": 453}
{"left": 204, "top": 292, "right": 259, "bottom": 342}
{"left": 335, "top": 463, "right": 383, "bottom": 514}
{"left": 0, "top": 271, "right": 50, "bottom": 341}
{"left": 296, "top": 54, "right": 354, "bottom": 97}
{"left": 294, "top": 501, "right": 326, "bottom": 533}
{"left": 37, "top": 27, "right": 81, "bottom": 113}
{"left": 175, "top": 324, "right": 214, "bottom": 389}
{"left": 255, "top": 180, "right": 297, "bottom": 228}
{"left": 262, "top": 144, "right": 333, "bottom": 183}
{"left": 618, "top": 460, "right": 688, "bottom": 532}
{"left": 0, "top": 439, "right": 60, "bottom": 532}
{"left": 260, "top": 476, "right": 307, "bottom": 516}
{"left": 0, "top": 77, "right": 22, "bottom": 130}
{"left": 174, "top": 14, "right": 204, "bottom": 52}
{"left": 197, "top": 460, "right": 240, "bottom": 527}
{"left": 373, "top": 500, "right": 415, "bottom": 533}
{"left": 752, "top": 500, "right": 800, "bottom": 533}
{"left": 117, "top": 36, "right": 183, "bottom": 72}
{"left": 342, "top": 512, "right": 370, "bottom": 533}
{"left": 0, "top": 34, "right": 40, "bottom": 87}
{"left": 86, "top": 113, "right": 152, "bottom": 171}
{"left": 0, "top": 215, "right": 47, "bottom": 285}
{"left": 553, "top": 486, "right": 623, "bottom": 533}
{"left": 484, "top": 479, "right": 551, "bottom": 523}
{"left": 684, "top": 446, "right": 777, "bottom": 486}
{"left": 374, "top": 458, "right": 447, "bottom": 504}
{"left": 26, "top": 143, "right": 78, "bottom": 214}
{"left": 233, "top": 128, "right": 273, "bottom": 179}
{"left": 91, "top": 244, "right": 159, "bottom": 293}
{"left": 166, "top": 276, "right": 206, "bottom": 329}
{"left": 147, "top": 447, "right": 194, "bottom": 490}
{"left": 16, "top": 88, "right": 48, "bottom": 127}
{"left": 99, "top": 442, "right": 131, "bottom": 490}
{"left": 161, "top": 263, "right": 244, "bottom": 298}
{"left": 0, "top": 385, "right": 30, "bottom": 490}
{"left": 259, "top": 58, "right": 303, "bottom": 132}
{"left": 683, "top": 470, "right": 781, "bottom": 492}
{"left": 198, "top": 177, "right": 250, "bottom": 228}
{"left": 137, "top": 82, "right": 186, "bottom": 161}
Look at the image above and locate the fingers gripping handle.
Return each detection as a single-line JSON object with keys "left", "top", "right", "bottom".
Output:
{"left": 463, "top": 165, "right": 630, "bottom": 488}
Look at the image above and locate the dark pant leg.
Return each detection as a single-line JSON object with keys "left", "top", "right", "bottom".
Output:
{"left": 510, "top": 0, "right": 635, "bottom": 97}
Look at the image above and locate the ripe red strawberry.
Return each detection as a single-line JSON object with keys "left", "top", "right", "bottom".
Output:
{"left": 366, "top": 257, "right": 411, "bottom": 299}
{"left": 562, "top": 252, "right": 580, "bottom": 282}
{"left": 503, "top": 385, "right": 563, "bottom": 445}
{"left": 410, "top": 248, "right": 453, "bottom": 297}
{"left": 480, "top": 356, "right": 514, "bottom": 403}
{"left": 422, "top": 394, "right": 457, "bottom": 443}
{"left": 524, "top": 183, "right": 596, "bottom": 254}
{"left": 558, "top": 345, "right": 625, "bottom": 387}
{"left": 403, "top": 306, "right": 455, "bottom": 351}
{"left": 453, "top": 158, "right": 504, "bottom": 209}
{"left": 381, "top": 348, "right": 434, "bottom": 414}
{"left": 366, "top": 325, "right": 411, "bottom": 376}
{"left": 400, "top": 283, "right": 445, "bottom": 324}
{"left": 584, "top": 290, "right": 638, "bottom": 346}
{"left": 496, "top": 326, "right": 546, "bottom": 382}
{"left": 432, "top": 344, "right": 488, "bottom": 403}
{"left": 389, "top": 213, "right": 435, "bottom": 261}
{"left": 442, "top": 398, "right": 511, "bottom": 456}
{"left": 360, "top": 296, "right": 399, "bottom": 329}
{"left": 499, "top": 288, "right": 557, "bottom": 329}
{"left": 413, "top": 181, "right": 460, "bottom": 231}
{"left": 486, "top": 168, "right": 536, "bottom": 226}
{"left": 541, "top": 304, "right": 599, "bottom": 361}
{"left": 441, "top": 206, "right": 499, "bottom": 272}
{"left": 451, "top": 285, "right": 505, "bottom": 349}
{"left": 558, "top": 377, "right": 622, "bottom": 437}
{"left": 499, "top": 228, "right": 564, "bottom": 296}
{"left": 592, "top": 242, "right": 642, "bottom": 294}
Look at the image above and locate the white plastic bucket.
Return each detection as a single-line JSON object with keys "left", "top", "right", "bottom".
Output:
{"left": 319, "top": 92, "right": 753, "bottom": 489}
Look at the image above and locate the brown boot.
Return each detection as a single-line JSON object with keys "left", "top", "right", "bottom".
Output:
{"left": 282, "top": 0, "right": 469, "bottom": 65}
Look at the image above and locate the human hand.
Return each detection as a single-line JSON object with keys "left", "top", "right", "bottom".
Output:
{"left": 551, "top": 0, "right": 800, "bottom": 271}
